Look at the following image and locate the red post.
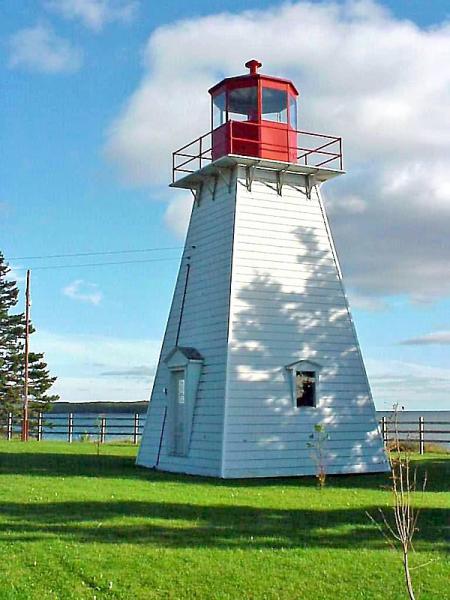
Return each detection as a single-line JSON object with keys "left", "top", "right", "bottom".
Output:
{"left": 230, "top": 121, "right": 233, "bottom": 155}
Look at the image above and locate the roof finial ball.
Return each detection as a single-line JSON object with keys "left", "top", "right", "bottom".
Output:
{"left": 245, "top": 59, "right": 262, "bottom": 75}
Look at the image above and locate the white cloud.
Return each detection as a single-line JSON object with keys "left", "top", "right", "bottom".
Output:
{"left": 105, "top": 0, "right": 450, "bottom": 302}
{"left": 366, "top": 358, "right": 450, "bottom": 410}
{"left": 8, "top": 24, "right": 82, "bottom": 73}
{"left": 63, "top": 279, "right": 102, "bottom": 305}
{"left": 46, "top": 0, "right": 138, "bottom": 31}
{"left": 49, "top": 375, "right": 150, "bottom": 402}
{"left": 100, "top": 365, "right": 155, "bottom": 377}
{"left": 163, "top": 192, "right": 193, "bottom": 239}
{"left": 400, "top": 330, "right": 450, "bottom": 345}
{"left": 346, "top": 290, "right": 387, "bottom": 312}
{"left": 31, "top": 330, "right": 161, "bottom": 402}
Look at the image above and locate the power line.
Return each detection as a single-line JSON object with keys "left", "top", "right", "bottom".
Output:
{"left": 12, "top": 256, "right": 181, "bottom": 271}
{"left": 7, "top": 246, "right": 183, "bottom": 261}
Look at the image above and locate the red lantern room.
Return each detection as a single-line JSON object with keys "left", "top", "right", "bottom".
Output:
{"left": 209, "top": 60, "right": 299, "bottom": 163}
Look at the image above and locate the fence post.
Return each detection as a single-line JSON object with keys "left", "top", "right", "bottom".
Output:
{"left": 7, "top": 413, "right": 13, "bottom": 441}
{"left": 37, "top": 412, "right": 43, "bottom": 441}
{"left": 133, "top": 413, "right": 139, "bottom": 445}
{"left": 381, "top": 416, "right": 387, "bottom": 446}
{"left": 419, "top": 416, "right": 425, "bottom": 455}
{"left": 68, "top": 413, "right": 74, "bottom": 443}
{"left": 100, "top": 417, "right": 106, "bottom": 444}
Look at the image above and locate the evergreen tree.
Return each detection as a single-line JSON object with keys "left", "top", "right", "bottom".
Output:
{"left": 0, "top": 253, "right": 58, "bottom": 428}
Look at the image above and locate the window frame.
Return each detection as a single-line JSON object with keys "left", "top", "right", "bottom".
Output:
{"left": 261, "top": 86, "right": 288, "bottom": 124}
{"left": 227, "top": 85, "right": 258, "bottom": 122}
{"left": 212, "top": 91, "right": 226, "bottom": 129}
{"left": 285, "top": 359, "right": 322, "bottom": 410}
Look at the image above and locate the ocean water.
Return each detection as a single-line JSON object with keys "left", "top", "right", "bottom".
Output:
{"left": 10, "top": 410, "right": 450, "bottom": 449}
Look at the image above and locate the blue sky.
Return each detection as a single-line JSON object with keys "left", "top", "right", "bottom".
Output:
{"left": 1, "top": 0, "right": 450, "bottom": 409}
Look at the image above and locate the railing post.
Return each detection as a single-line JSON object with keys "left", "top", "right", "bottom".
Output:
{"left": 199, "top": 136, "right": 203, "bottom": 170}
{"left": 381, "top": 416, "right": 387, "bottom": 446}
{"left": 68, "top": 413, "right": 74, "bottom": 443}
{"left": 7, "top": 413, "right": 13, "bottom": 441}
{"left": 133, "top": 413, "right": 139, "bottom": 445}
{"left": 419, "top": 416, "right": 425, "bottom": 455}
{"left": 100, "top": 417, "right": 106, "bottom": 444}
{"left": 37, "top": 412, "right": 43, "bottom": 441}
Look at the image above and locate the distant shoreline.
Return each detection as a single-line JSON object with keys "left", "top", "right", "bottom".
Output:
{"left": 50, "top": 401, "right": 149, "bottom": 414}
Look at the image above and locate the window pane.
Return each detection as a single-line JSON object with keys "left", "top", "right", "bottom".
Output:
{"left": 213, "top": 92, "right": 226, "bottom": 129}
{"left": 177, "top": 377, "right": 185, "bottom": 404}
{"left": 262, "top": 88, "right": 288, "bottom": 123}
{"left": 289, "top": 95, "right": 297, "bottom": 129}
{"left": 228, "top": 86, "right": 257, "bottom": 122}
{"left": 295, "top": 370, "right": 316, "bottom": 407}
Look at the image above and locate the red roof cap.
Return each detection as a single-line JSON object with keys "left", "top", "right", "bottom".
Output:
{"left": 208, "top": 60, "right": 299, "bottom": 96}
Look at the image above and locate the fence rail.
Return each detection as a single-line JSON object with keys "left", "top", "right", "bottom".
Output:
{"left": 1, "top": 412, "right": 145, "bottom": 444}
{"left": 1, "top": 413, "right": 449, "bottom": 453}
{"left": 379, "top": 416, "right": 450, "bottom": 455}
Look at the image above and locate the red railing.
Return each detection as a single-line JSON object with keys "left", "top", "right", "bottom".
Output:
{"left": 172, "top": 122, "right": 343, "bottom": 183}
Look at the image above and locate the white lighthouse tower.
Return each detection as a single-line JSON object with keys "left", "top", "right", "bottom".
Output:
{"left": 137, "top": 60, "right": 388, "bottom": 478}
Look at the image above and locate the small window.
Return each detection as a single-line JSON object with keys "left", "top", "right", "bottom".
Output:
{"left": 262, "top": 88, "right": 288, "bottom": 123}
{"left": 295, "top": 370, "right": 316, "bottom": 407}
{"left": 289, "top": 95, "right": 297, "bottom": 129}
{"left": 212, "top": 92, "right": 226, "bottom": 129}
{"left": 228, "top": 86, "right": 258, "bottom": 122}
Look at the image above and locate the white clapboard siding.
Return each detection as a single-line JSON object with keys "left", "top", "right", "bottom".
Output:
{"left": 138, "top": 159, "right": 388, "bottom": 478}
{"left": 136, "top": 174, "right": 236, "bottom": 476}
{"left": 221, "top": 166, "right": 387, "bottom": 477}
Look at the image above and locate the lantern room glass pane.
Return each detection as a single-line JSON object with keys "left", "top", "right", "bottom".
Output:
{"left": 262, "top": 88, "right": 288, "bottom": 123}
{"left": 212, "top": 92, "right": 226, "bottom": 129}
{"left": 228, "top": 86, "right": 258, "bottom": 122}
{"left": 289, "top": 95, "right": 297, "bottom": 129}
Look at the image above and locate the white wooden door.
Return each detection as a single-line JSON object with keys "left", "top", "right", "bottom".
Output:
{"left": 173, "top": 370, "right": 185, "bottom": 455}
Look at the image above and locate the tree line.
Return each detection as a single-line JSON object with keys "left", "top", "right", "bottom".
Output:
{"left": 0, "top": 253, "right": 58, "bottom": 428}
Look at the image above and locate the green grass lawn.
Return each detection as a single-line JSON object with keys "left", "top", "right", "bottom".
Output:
{"left": 0, "top": 441, "right": 448, "bottom": 599}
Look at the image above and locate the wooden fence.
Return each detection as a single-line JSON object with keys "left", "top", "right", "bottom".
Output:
{"left": 3, "top": 413, "right": 144, "bottom": 445}
{"left": 379, "top": 416, "right": 450, "bottom": 455}
{"left": 1, "top": 413, "right": 449, "bottom": 452}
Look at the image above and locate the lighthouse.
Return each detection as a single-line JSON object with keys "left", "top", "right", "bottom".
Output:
{"left": 137, "top": 61, "right": 388, "bottom": 478}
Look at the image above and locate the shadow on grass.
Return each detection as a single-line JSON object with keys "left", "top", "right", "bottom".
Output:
{"left": 1, "top": 448, "right": 448, "bottom": 551}
{"left": 0, "top": 449, "right": 449, "bottom": 492}
{"left": 0, "top": 499, "right": 448, "bottom": 551}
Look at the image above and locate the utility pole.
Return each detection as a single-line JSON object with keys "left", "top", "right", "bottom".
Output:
{"left": 21, "top": 269, "right": 31, "bottom": 442}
